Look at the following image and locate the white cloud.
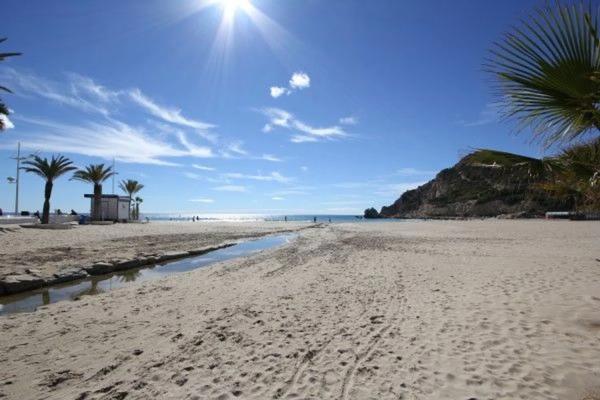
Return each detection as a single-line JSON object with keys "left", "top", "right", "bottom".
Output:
{"left": 0, "top": 67, "right": 110, "bottom": 115}
{"left": 300, "top": 166, "right": 308, "bottom": 172}
{"left": 68, "top": 73, "right": 120, "bottom": 104}
{"left": 259, "top": 154, "right": 282, "bottom": 162}
{"left": 289, "top": 72, "right": 310, "bottom": 89}
{"left": 128, "top": 88, "right": 215, "bottom": 131}
{"left": 270, "top": 86, "right": 288, "bottom": 98}
{"left": 272, "top": 196, "right": 285, "bottom": 201}
{"left": 192, "top": 164, "right": 215, "bottom": 171}
{"left": 269, "top": 72, "right": 310, "bottom": 99}
{"left": 261, "top": 108, "right": 348, "bottom": 143}
{"left": 189, "top": 198, "right": 214, "bottom": 203}
{"left": 0, "top": 114, "right": 15, "bottom": 130}
{"left": 339, "top": 116, "right": 358, "bottom": 125}
{"left": 290, "top": 135, "right": 319, "bottom": 143}
{"left": 8, "top": 116, "right": 212, "bottom": 166}
{"left": 222, "top": 171, "right": 293, "bottom": 184}
{"left": 213, "top": 185, "right": 247, "bottom": 192}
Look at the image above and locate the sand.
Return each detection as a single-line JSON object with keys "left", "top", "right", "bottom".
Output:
{"left": 1, "top": 220, "right": 599, "bottom": 400}
{"left": 0, "top": 221, "right": 308, "bottom": 279}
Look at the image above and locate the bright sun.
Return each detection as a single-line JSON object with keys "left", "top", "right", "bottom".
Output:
{"left": 218, "top": 0, "right": 251, "bottom": 16}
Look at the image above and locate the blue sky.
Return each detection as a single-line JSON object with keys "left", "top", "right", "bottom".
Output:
{"left": 0, "top": 0, "right": 554, "bottom": 215}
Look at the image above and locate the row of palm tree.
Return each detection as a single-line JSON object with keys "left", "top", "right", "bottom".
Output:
{"left": 488, "top": 1, "right": 600, "bottom": 211}
{"left": 0, "top": 38, "right": 22, "bottom": 130}
{"left": 21, "top": 154, "right": 144, "bottom": 224}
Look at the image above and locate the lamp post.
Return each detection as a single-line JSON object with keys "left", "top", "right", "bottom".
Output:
{"left": 9, "top": 142, "right": 25, "bottom": 215}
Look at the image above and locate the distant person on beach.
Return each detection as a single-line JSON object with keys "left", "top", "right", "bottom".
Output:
{"left": 328, "top": 218, "right": 331, "bottom": 223}
{"left": 313, "top": 217, "right": 317, "bottom": 223}
{"left": 0, "top": 208, "right": 3, "bottom": 216}
{"left": 284, "top": 216, "right": 287, "bottom": 222}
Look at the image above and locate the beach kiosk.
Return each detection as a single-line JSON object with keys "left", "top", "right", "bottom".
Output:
{"left": 84, "top": 194, "right": 130, "bottom": 222}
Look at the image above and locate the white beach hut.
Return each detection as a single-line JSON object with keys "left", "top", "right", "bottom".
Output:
{"left": 84, "top": 194, "right": 130, "bottom": 221}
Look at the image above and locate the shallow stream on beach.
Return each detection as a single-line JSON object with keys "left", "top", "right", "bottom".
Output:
{"left": 0, "top": 234, "right": 295, "bottom": 316}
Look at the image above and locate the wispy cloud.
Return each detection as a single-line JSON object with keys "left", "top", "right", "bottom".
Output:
{"left": 128, "top": 88, "right": 215, "bottom": 131}
{"left": 222, "top": 171, "right": 293, "bottom": 184}
{"left": 7, "top": 115, "right": 213, "bottom": 166}
{"left": 189, "top": 198, "right": 214, "bottom": 203}
{"left": 192, "top": 164, "right": 215, "bottom": 171}
{"left": 271, "top": 196, "right": 285, "bottom": 201}
{"left": 0, "top": 67, "right": 111, "bottom": 115}
{"left": 0, "top": 68, "right": 257, "bottom": 164}
{"left": 261, "top": 107, "right": 348, "bottom": 143}
{"left": 339, "top": 116, "right": 358, "bottom": 125}
{"left": 213, "top": 185, "right": 247, "bottom": 192}
{"left": 259, "top": 154, "right": 282, "bottom": 162}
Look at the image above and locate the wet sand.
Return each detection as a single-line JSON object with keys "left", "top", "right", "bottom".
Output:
{"left": 1, "top": 220, "right": 600, "bottom": 399}
{"left": 0, "top": 221, "right": 308, "bottom": 279}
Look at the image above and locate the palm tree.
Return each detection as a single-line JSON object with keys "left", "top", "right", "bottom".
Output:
{"left": 540, "top": 138, "right": 600, "bottom": 210}
{"left": 21, "top": 155, "right": 76, "bottom": 224}
{"left": 0, "top": 38, "right": 22, "bottom": 130}
{"left": 134, "top": 197, "right": 143, "bottom": 220}
{"left": 487, "top": 2, "right": 600, "bottom": 146}
{"left": 72, "top": 164, "right": 115, "bottom": 221}
{"left": 118, "top": 179, "right": 144, "bottom": 220}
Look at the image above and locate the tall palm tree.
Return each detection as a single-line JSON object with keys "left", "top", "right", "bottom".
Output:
{"left": 21, "top": 155, "right": 76, "bottom": 224}
{"left": 72, "top": 164, "right": 115, "bottom": 221}
{"left": 487, "top": 2, "right": 600, "bottom": 146}
{"left": 118, "top": 179, "right": 144, "bottom": 220}
{"left": 0, "top": 38, "right": 22, "bottom": 130}
{"left": 134, "top": 197, "right": 143, "bottom": 220}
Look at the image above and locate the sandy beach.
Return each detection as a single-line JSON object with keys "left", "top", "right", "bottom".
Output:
{"left": 1, "top": 220, "right": 600, "bottom": 400}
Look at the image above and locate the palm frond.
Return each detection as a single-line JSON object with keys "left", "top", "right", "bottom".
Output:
{"left": 72, "top": 164, "right": 115, "bottom": 184}
{"left": 487, "top": 2, "right": 600, "bottom": 146}
{"left": 119, "top": 179, "right": 144, "bottom": 196}
{"left": 21, "top": 155, "right": 76, "bottom": 181}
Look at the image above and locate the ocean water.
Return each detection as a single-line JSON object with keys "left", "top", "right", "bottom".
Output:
{"left": 144, "top": 213, "right": 370, "bottom": 223}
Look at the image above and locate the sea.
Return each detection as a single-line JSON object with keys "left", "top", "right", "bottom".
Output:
{"left": 143, "top": 213, "right": 373, "bottom": 223}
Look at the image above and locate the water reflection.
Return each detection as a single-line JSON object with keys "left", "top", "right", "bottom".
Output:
{"left": 0, "top": 234, "right": 295, "bottom": 315}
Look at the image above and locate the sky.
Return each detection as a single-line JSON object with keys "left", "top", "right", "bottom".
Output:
{"left": 0, "top": 0, "right": 557, "bottom": 215}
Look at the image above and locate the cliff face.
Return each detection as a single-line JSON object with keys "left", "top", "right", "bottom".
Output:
{"left": 378, "top": 150, "right": 569, "bottom": 218}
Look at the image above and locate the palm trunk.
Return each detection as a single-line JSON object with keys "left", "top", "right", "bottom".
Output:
{"left": 135, "top": 203, "right": 140, "bottom": 220}
{"left": 128, "top": 194, "right": 132, "bottom": 220}
{"left": 93, "top": 183, "right": 102, "bottom": 220}
{"left": 42, "top": 180, "right": 53, "bottom": 224}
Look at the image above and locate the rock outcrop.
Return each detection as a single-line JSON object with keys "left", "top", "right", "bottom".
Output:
{"left": 363, "top": 208, "right": 380, "bottom": 219}
{"left": 378, "top": 149, "right": 569, "bottom": 218}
